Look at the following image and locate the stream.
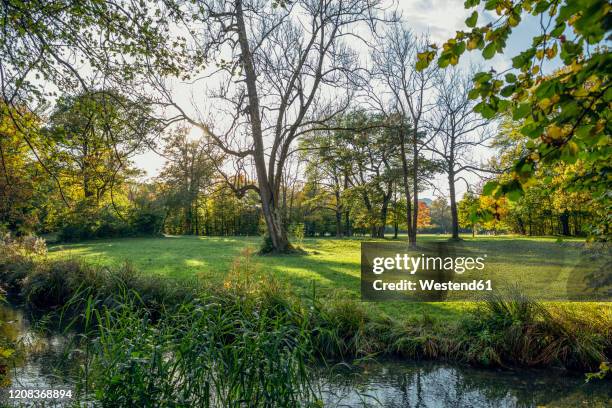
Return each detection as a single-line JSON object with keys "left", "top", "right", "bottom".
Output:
{"left": 0, "top": 304, "right": 609, "bottom": 407}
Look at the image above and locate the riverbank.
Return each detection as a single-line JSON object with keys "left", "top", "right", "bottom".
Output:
{"left": 1, "top": 301, "right": 611, "bottom": 407}
{"left": 0, "top": 234, "right": 610, "bottom": 404}
{"left": 3, "top": 235, "right": 611, "bottom": 367}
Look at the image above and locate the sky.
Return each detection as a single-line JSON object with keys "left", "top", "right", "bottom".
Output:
{"left": 131, "top": 0, "right": 548, "bottom": 200}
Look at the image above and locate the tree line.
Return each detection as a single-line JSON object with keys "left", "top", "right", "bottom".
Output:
{"left": 1, "top": 0, "right": 609, "bottom": 248}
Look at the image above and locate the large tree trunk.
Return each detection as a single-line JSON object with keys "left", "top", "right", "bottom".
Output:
{"left": 560, "top": 211, "right": 571, "bottom": 236}
{"left": 399, "top": 125, "right": 414, "bottom": 245}
{"left": 335, "top": 209, "right": 343, "bottom": 238}
{"left": 344, "top": 211, "right": 351, "bottom": 237}
{"left": 448, "top": 171, "right": 459, "bottom": 240}
{"left": 410, "top": 127, "right": 419, "bottom": 247}
{"left": 335, "top": 189, "right": 343, "bottom": 237}
{"left": 262, "top": 205, "right": 290, "bottom": 251}
{"left": 236, "top": 0, "right": 290, "bottom": 252}
{"left": 361, "top": 191, "right": 378, "bottom": 238}
{"left": 378, "top": 187, "right": 392, "bottom": 238}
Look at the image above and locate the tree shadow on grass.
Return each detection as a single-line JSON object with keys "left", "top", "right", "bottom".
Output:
{"left": 261, "top": 254, "right": 455, "bottom": 319}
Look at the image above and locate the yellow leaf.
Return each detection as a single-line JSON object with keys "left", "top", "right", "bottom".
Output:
{"left": 573, "top": 87, "right": 589, "bottom": 97}
{"left": 538, "top": 98, "right": 551, "bottom": 110}
{"left": 547, "top": 124, "right": 563, "bottom": 140}
{"left": 570, "top": 61, "right": 582, "bottom": 73}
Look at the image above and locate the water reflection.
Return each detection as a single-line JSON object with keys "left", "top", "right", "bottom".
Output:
{"left": 0, "top": 304, "right": 610, "bottom": 407}
{"left": 320, "top": 361, "right": 611, "bottom": 407}
{"left": 0, "top": 304, "right": 76, "bottom": 406}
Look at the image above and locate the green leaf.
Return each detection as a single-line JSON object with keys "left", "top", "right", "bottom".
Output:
{"left": 497, "top": 99, "right": 511, "bottom": 112}
{"left": 535, "top": 80, "right": 557, "bottom": 99}
{"left": 512, "top": 103, "right": 531, "bottom": 120}
{"left": 473, "top": 72, "right": 492, "bottom": 83}
{"left": 512, "top": 48, "right": 536, "bottom": 69}
{"left": 482, "top": 43, "right": 496, "bottom": 59}
{"left": 500, "top": 84, "right": 516, "bottom": 97}
{"left": 507, "top": 188, "right": 523, "bottom": 202}
{"left": 504, "top": 73, "right": 517, "bottom": 83}
{"left": 466, "top": 11, "right": 478, "bottom": 27}
{"left": 520, "top": 122, "right": 542, "bottom": 138}
{"left": 480, "top": 103, "right": 496, "bottom": 119}
{"left": 504, "top": 180, "right": 524, "bottom": 201}
{"left": 468, "top": 88, "right": 480, "bottom": 99}
{"left": 416, "top": 59, "right": 429, "bottom": 71}
{"left": 550, "top": 22, "right": 566, "bottom": 37}
{"left": 482, "top": 181, "right": 499, "bottom": 196}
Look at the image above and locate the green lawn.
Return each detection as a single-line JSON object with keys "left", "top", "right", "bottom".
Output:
{"left": 47, "top": 235, "right": 607, "bottom": 320}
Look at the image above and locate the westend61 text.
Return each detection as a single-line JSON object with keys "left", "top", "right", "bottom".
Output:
{"left": 372, "top": 279, "right": 493, "bottom": 292}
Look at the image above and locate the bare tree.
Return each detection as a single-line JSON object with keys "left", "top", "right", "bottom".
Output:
{"left": 370, "top": 20, "right": 438, "bottom": 247}
{"left": 154, "top": 0, "right": 380, "bottom": 252}
{"left": 426, "top": 66, "right": 492, "bottom": 239}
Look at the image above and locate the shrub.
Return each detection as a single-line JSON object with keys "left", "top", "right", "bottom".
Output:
{"left": 57, "top": 206, "right": 164, "bottom": 242}
{"left": 0, "top": 233, "right": 47, "bottom": 293}
{"left": 57, "top": 223, "right": 91, "bottom": 242}
{"left": 129, "top": 209, "right": 164, "bottom": 236}
{"left": 23, "top": 259, "right": 83, "bottom": 308}
{"left": 259, "top": 235, "right": 276, "bottom": 254}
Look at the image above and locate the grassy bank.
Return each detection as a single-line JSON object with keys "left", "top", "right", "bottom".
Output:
{"left": 0, "top": 234, "right": 610, "bottom": 405}
{"left": 2, "top": 235, "right": 610, "bottom": 371}
{"left": 47, "top": 235, "right": 606, "bottom": 321}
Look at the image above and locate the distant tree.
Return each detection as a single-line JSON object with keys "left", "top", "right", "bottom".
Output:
{"left": 370, "top": 19, "right": 440, "bottom": 246}
{"left": 389, "top": 185, "right": 407, "bottom": 238}
{"left": 429, "top": 197, "right": 452, "bottom": 234}
{"left": 301, "top": 130, "right": 351, "bottom": 238}
{"left": 157, "top": 127, "right": 216, "bottom": 235}
{"left": 489, "top": 116, "right": 605, "bottom": 237}
{"left": 458, "top": 192, "right": 481, "bottom": 237}
{"left": 204, "top": 182, "right": 261, "bottom": 236}
{"left": 416, "top": 201, "right": 431, "bottom": 229}
{"left": 426, "top": 66, "right": 492, "bottom": 239}
{"left": 302, "top": 111, "right": 405, "bottom": 238}
{"left": 45, "top": 90, "right": 157, "bottom": 207}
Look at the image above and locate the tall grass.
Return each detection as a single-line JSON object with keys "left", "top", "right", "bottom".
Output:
{"left": 457, "top": 290, "right": 610, "bottom": 370}
{"left": 72, "top": 286, "right": 321, "bottom": 407}
{"left": 1, "top": 236, "right": 610, "bottom": 406}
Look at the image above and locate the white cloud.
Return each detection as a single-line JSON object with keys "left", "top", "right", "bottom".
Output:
{"left": 397, "top": 0, "right": 472, "bottom": 43}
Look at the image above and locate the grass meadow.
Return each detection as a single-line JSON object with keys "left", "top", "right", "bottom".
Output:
{"left": 47, "top": 234, "right": 607, "bottom": 321}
